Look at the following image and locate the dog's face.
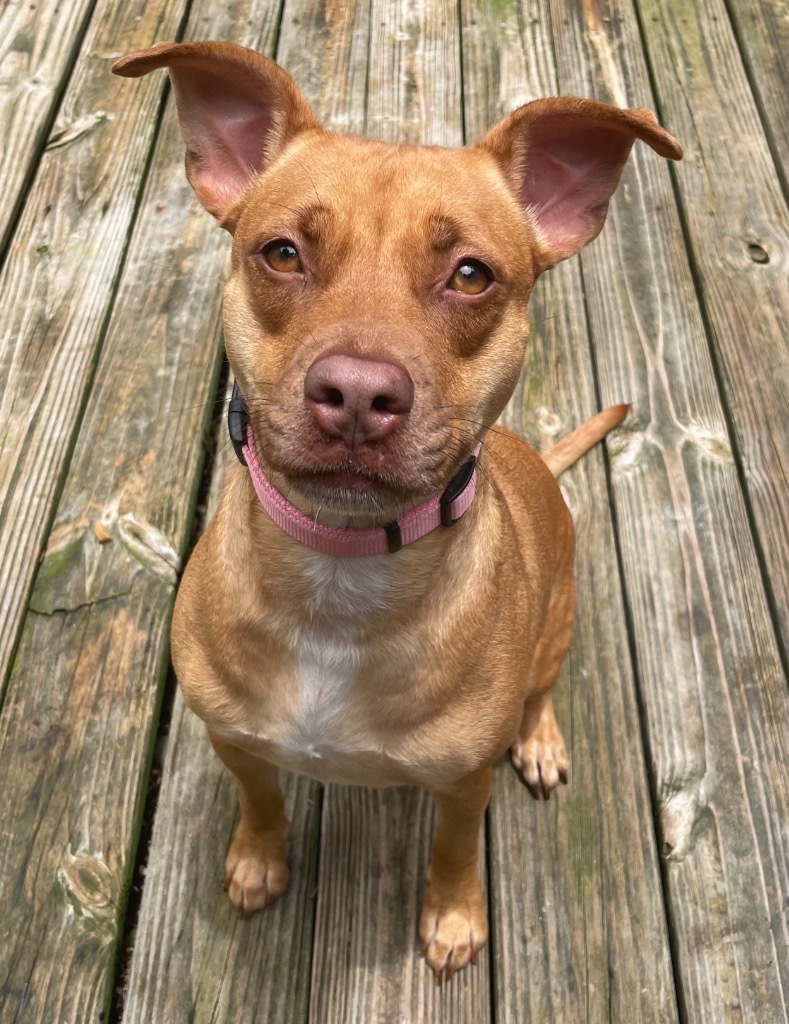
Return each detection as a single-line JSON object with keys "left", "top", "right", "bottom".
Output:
{"left": 113, "top": 42, "right": 681, "bottom": 520}
{"left": 226, "top": 134, "right": 536, "bottom": 516}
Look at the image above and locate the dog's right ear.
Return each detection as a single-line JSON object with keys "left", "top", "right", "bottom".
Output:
{"left": 477, "top": 97, "right": 682, "bottom": 273}
{"left": 112, "top": 41, "right": 322, "bottom": 231}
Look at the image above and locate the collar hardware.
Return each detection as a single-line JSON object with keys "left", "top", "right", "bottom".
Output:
{"left": 228, "top": 381, "right": 248, "bottom": 467}
{"left": 440, "top": 455, "right": 478, "bottom": 527}
{"left": 384, "top": 521, "right": 403, "bottom": 553}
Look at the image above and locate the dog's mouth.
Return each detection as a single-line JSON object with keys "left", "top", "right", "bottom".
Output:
{"left": 282, "top": 460, "right": 427, "bottom": 518}
{"left": 302, "top": 469, "right": 386, "bottom": 493}
{"left": 269, "top": 433, "right": 464, "bottom": 520}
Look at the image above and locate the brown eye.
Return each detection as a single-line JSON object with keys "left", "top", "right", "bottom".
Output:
{"left": 262, "top": 239, "right": 302, "bottom": 273}
{"left": 450, "top": 260, "right": 493, "bottom": 295}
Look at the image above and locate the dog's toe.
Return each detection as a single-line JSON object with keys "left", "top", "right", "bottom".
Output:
{"left": 511, "top": 695, "right": 570, "bottom": 798}
{"left": 419, "top": 887, "right": 487, "bottom": 983}
{"left": 224, "top": 844, "right": 289, "bottom": 916}
{"left": 511, "top": 732, "right": 570, "bottom": 799}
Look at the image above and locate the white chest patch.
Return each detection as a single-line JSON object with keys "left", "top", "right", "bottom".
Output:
{"left": 284, "top": 627, "right": 361, "bottom": 759}
{"left": 300, "top": 549, "right": 396, "bottom": 618}
{"left": 263, "top": 551, "right": 399, "bottom": 779}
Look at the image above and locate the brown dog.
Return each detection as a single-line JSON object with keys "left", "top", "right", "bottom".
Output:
{"left": 113, "top": 42, "right": 681, "bottom": 983}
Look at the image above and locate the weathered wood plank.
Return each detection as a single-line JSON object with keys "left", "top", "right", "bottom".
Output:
{"left": 0, "top": 0, "right": 189, "bottom": 703}
{"left": 0, "top": 0, "right": 97, "bottom": 257}
{"left": 311, "top": 786, "right": 490, "bottom": 1023}
{"left": 0, "top": 579, "right": 173, "bottom": 1024}
{"left": 277, "top": 0, "right": 370, "bottom": 136}
{"left": 723, "top": 0, "right": 789, "bottom": 193}
{"left": 0, "top": 3, "right": 291, "bottom": 1021}
{"left": 462, "top": 6, "right": 679, "bottom": 1021}
{"left": 367, "top": 0, "right": 464, "bottom": 147}
{"left": 545, "top": 1, "right": 789, "bottom": 1020}
{"left": 279, "top": 1, "right": 491, "bottom": 1018}
{"left": 121, "top": 695, "right": 320, "bottom": 1024}
{"left": 635, "top": 0, "right": 789, "bottom": 660}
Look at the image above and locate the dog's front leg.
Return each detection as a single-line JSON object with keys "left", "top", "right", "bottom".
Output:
{"left": 420, "top": 766, "right": 492, "bottom": 982}
{"left": 208, "top": 730, "right": 291, "bottom": 916}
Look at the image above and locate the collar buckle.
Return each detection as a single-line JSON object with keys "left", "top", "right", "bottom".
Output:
{"left": 439, "top": 453, "right": 478, "bottom": 527}
{"left": 228, "top": 381, "right": 248, "bottom": 467}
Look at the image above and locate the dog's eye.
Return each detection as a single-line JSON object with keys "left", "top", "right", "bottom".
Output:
{"left": 262, "top": 239, "right": 302, "bottom": 274}
{"left": 449, "top": 260, "right": 493, "bottom": 295}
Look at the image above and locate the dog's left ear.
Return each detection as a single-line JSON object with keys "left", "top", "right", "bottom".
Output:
{"left": 477, "top": 97, "right": 682, "bottom": 273}
{"left": 112, "top": 42, "right": 322, "bottom": 231}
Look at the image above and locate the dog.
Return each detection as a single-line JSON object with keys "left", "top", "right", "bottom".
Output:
{"left": 113, "top": 41, "right": 681, "bottom": 983}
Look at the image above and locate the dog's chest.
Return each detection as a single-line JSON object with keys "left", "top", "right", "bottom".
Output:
{"left": 256, "top": 554, "right": 409, "bottom": 782}
{"left": 272, "top": 626, "right": 364, "bottom": 767}
{"left": 215, "top": 550, "right": 496, "bottom": 785}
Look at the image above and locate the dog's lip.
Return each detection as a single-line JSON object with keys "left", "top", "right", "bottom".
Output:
{"left": 287, "top": 463, "right": 408, "bottom": 493}
{"left": 278, "top": 457, "right": 432, "bottom": 505}
{"left": 300, "top": 469, "right": 384, "bottom": 493}
{"left": 266, "top": 431, "right": 468, "bottom": 502}
{"left": 275, "top": 443, "right": 409, "bottom": 483}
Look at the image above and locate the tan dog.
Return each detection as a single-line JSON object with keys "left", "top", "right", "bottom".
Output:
{"left": 113, "top": 42, "right": 681, "bottom": 983}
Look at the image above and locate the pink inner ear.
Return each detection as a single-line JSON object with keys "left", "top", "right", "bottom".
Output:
{"left": 522, "top": 124, "right": 634, "bottom": 259}
{"left": 171, "top": 68, "right": 277, "bottom": 218}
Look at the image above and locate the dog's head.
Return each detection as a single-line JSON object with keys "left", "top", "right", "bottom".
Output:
{"left": 114, "top": 42, "right": 680, "bottom": 522}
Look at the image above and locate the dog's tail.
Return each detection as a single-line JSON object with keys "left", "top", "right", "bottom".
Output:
{"left": 542, "top": 404, "right": 630, "bottom": 477}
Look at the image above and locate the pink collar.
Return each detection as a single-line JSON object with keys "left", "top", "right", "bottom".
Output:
{"left": 240, "top": 426, "right": 481, "bottom": 557}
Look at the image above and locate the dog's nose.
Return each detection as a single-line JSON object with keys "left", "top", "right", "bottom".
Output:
{"left": 304, "top": 353, "right": 414, "bottom": 448}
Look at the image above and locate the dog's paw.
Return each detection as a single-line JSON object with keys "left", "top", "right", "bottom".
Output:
{"left": 511, "top": 713, "right": 569, "bottom": 800}
{"left": 419, "top": 885, "right": 488, "bottom": 984}
{"left": 224, "top": 835, "right": 290, "bottom": 917}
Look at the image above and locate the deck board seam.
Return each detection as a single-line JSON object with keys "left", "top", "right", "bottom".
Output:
{"left": 0, "top": 0, "right": 102, "bottom": 270}
{"left": 539, "top": 2, "right": 686, "bottom": 1017}
{"left": 104, "top": 213, "right": 234, "bottom": 1017}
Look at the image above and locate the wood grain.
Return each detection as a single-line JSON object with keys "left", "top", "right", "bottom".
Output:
{"left": 310, "top": 786, "right": 490, "bottom": 1024}
{"left": 0, "top": 0, "right": 97, "bottom": 256}
{"left": 0, "top": 2, "right": 283, "bottom": 1022}
{"left": 0, "top": 0, "right": 189, "bottom": 703}
{"left": 546, "top": 0, "right": 789, "bottom": 1020}
{"left": 492, "top": 286, "right": 680, "bottom": 1023}
{"left": 276, "top": 0, "right": 371, "bottom": 136}
{"left": 720, "top": 0, "right": 789, "bottom": 194}
{"left": 635, "top": 0, "right": 789, "bottom": 660}
{"left": 463, "top": 6, "right": 679, "bottom": 1021}
{"left": 367, "top": 0, "right": 463, "bottom": 147}
{"left": 0, "top": 579, "right": 174, "bottom": 1024}
{"left": 122, "top": 696, "right": 320, "bottom": 1024}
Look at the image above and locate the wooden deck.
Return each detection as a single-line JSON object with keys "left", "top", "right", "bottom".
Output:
{"left": 1, "top": 0, "right": 787, "bottom": 1021}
